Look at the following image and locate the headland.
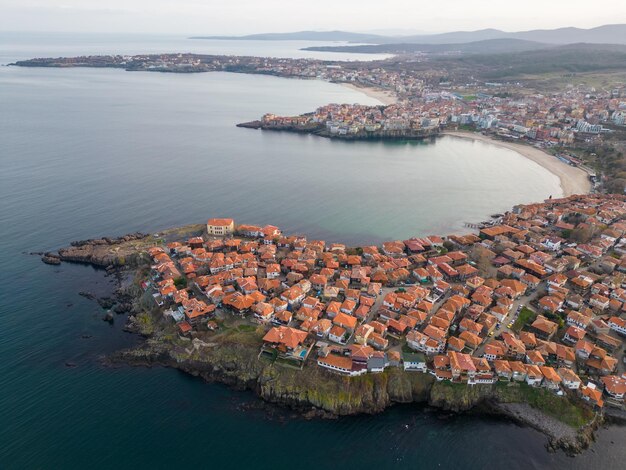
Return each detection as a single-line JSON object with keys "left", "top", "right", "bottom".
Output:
{"left": 42, "top": 194, "right": 626, "bottom": 456}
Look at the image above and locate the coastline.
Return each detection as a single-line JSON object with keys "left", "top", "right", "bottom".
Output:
{"left": 110, "top": 313, "right": 599, "bottom": 456}
{"left": 442, "top": 130, "right": 592, "bottom": 197}
{"left": 338, "top": 82, "right": 398, "bottom": 105}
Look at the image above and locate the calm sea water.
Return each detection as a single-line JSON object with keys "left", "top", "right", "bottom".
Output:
{"left": 1, "top": 34, "right": 624, "bottom": 469}
{"left": 0, "top": 31, "right": 393, "bottom": 64}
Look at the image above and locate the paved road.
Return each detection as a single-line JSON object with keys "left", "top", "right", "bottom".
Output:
{"left": 475, "top": 290, "right": 540, "bottom": 356}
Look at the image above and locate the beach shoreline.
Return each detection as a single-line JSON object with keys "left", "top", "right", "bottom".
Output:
{"left": 442, "top": 130, "right": 592, "bottom": 197}
{"left": 338, "top": 82, "right": 398, "bottom": 105}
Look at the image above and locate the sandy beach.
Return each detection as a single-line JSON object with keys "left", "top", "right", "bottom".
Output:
{"left": 443, "top": 131, "right": 592, "bottom": 197}
{"left": 339, "top": 82, "right": 398, "bottom": 105}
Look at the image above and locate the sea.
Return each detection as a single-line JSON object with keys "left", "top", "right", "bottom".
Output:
{"left": 0, "top": 32, "right": 624, "bottom": 469}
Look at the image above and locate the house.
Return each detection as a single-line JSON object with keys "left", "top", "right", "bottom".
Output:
{"left": 340, "top": 299, "right": 357, "bottom": 315}
{"left": 457, "top": 330, "right": 481, "bottom": 352}
{"left": 596, "top": 333, "right": 621, "bottom": 352}
{"left": 590, "top": 318, "right": 611, "bottom": 336}
{"left": 403, "top": 352, "right": 427, "bottom": 372}
{"left": 564, "top": 325, "right": 586, "bottom": 343}
{"left": 566, "top": 310, "right": 591, "bottom": 329}
{"left": 526, "top": 350, "right": 545, "bottom": 366}
{"left": 310, "top": 319, "right": 332, "bottom": 338}
{"left": 580, "top": 383, "right": 604, "bottom": 408}
{"left": 589, "top": 294, "right": 610, "bottom": 311}
{"left": 177, "top": 321, "right": 192, "bottom": 336}
{"left": 530, "top": 315, "right": 558, "bottom": 340}
{"left": 586, "top": 350, "right": 618, "bottom": 376}
{"left": 253, "top": 302, "right": 274, "bottom": 323}
{"left": 538, "top": 295, "right": 562, "bottom": 314}
{"left": 575, "top": 339, "right": 594, "bottom": 360}
{"left": 525, "top": 364, "right": 544, "bottom": 386}
{"left": 447, "top": 336, "right": 466, "bottom": 353}
{"left": 601, "top": 375, "right": 626, "bottom": 401}
{"left": 317, "top": 354, "right": 358, "bottom": 376}
{"left": 502, "top": 332, "right": 526, "bottom": 359}
{"left": 539, "top": 366, "right": 561, "bottom": 391}
{"left": 355, "top": 324, "right": 375, "bottom": 345}
{"left": 262, "top": 326, "right": 308, "bottom": 358}
{"left": 608, "top": 316, "right": 626, "bottom": 335}
{"left": 280, "top": 285, "right": 305, "bottom": 307}
{"left": 206, "top": 218, "right": 235, "bottom": 236}
{"left": 449, "top": 351, "right": 477, "bottom": 383}
{"left": 543, "top": 236, "right": 562, "bottom": 251}
{"left": 519, "top": 331, "right": 537, "bottom": 350}
{"left": 406, "top": 330, "right": 442, "bottom": 355}
{"left": 510, "top": 361, "right": 527, "bottom": 381}
{"left": 368, "top": 352, "right": 387, "bottom": 373}
{"left": 328, "top": 325, "right": 348, "bottom": 344}
{"left": 350, "top": 344, "right": 373, "bottom": 373}
{"left": 557, "top": 368, "right": 581, "bottom": 390}
{"left": 494, "top": 360, "right": 513, "bottom": 380}
{"left": 265, "top": 263, "right": 281, "bottom": 279}
{"left": 368, "top": 332, "right": 389, "bottom": 350}
{"left": 333, "top": 312, "right": 358, "bottom": 333}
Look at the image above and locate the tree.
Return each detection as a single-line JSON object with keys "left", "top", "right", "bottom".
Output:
{"left": 443, "top": 240, "right": 455, "bottom": 251}
{"left": 471, "top": 245, "right": 496, "bottom": 277}
{"left": 569, "top": 225, "right": 596, "bottom": 243}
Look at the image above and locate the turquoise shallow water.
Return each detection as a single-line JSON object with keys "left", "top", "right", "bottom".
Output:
{"left": 1, "top": 34, "right": 624, "bottom": 469}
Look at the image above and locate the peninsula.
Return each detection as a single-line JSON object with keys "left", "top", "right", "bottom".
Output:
{"left": 45, "top": 194, "right": 626, "bottom": 455}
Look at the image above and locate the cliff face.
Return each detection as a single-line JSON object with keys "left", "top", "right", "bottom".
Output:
{"left": 112, "top": 323, "right": 599, "bottom": 456}
{"left": 257, "top": 366, "right": 434, "bottom": 414}
{"left": 114, "top": 319, "right": 433, "bottom": 415}
{"left": 429, "top": 381, "right": 497, "bottom": 411}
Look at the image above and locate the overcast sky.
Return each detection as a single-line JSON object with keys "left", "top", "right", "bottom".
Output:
{"left": 1, "top": 0, "right": 624, "bottom": 35}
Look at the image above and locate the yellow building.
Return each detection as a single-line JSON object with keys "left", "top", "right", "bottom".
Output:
{"left": 206, "top": 218, "right": 235, "bottom": 236}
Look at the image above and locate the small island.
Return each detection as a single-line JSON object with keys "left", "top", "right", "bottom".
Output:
{"left": 44, "top": 194, "right": 626, "bottom": 455}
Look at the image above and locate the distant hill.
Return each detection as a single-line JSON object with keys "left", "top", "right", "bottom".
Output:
{"left": 380, "top": 24, "right": 626, "bottom": 45}
{"left": 443, "top": 43, "right": 626, "bottom": 78}
{"left": 190, "top": 30, "right": 386, "bottom": 42}
{"left": 194, "top": 24, "right": 626, "bottom": 46}
{"left": 302, "top": 38, "right": 551, "bottom": 55}
{"left": 507, "top": 24, "right": 626, "bottom": 45}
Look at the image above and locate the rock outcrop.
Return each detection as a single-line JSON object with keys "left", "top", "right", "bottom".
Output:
{"left": 55, "top": 233, "right": 150, "bottom": 267}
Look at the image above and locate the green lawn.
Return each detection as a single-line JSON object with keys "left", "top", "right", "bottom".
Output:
{"left": 512, "top": 307, "right": 536, "bottom": 332}
{"left": 516, "top": 383, "right": 593, "bottom": 428}
{"left": 237, "top": 324, "right": 258, "bottom": 333}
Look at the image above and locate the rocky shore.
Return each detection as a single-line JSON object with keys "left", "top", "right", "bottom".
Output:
{"left": 58, "top": 234, "right": 148, "bottom": 267}
{"left": 40, "top": 224, "right": 204, "bottom": 269}
{"left": 108, "top": 321, "right": 599, "bottom": 455}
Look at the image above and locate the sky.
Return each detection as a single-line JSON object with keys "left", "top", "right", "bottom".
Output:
{"left": 0, "top": 0, "right": 624, "bottom": 35}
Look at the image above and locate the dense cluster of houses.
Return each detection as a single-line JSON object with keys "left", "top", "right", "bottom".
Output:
{"left": 260, "top": 83, "right": 623, "bottom": 153}
{"left": 146, "top": 195, "right": 626, "bottom": 410}
{"left": 245, "top": 54, "right": 625, "bottom": 152}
